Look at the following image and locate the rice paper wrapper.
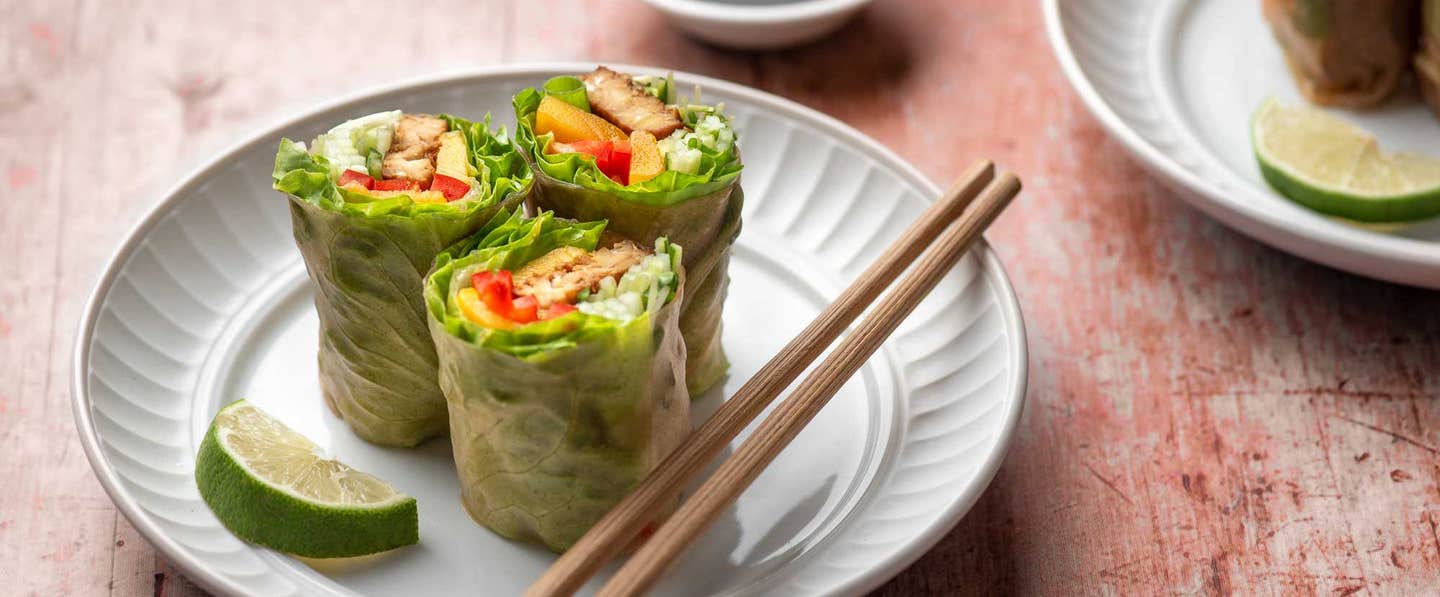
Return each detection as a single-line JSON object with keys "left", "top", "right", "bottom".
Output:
{"left": 276, "top": 117, "right": 532, "bottom": 447}
{"left": 286, "top": 197, "right": 522, "bottom": 446}
{"left": 529, "top": 177, "right": 741, "bottom": 396}
{"left": 425, "top": 213, "right": 690, "bottom": 552}
{"left": 1262, "top": 0, "right": 1418, "bottom": 108}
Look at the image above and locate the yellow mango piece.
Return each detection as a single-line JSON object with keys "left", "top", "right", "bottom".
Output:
{"left": 435, "top": 131, "right": 472, "bottom": 182}
{"left": 537, "top": 95, "right": 627, "bottom": 145}
{"left": 410, "top": 190, "right": 449, "bottom": 204}
{"left": 456, "top": 287, "right": 518, "bottom": 330}
{"left": 628, "top": 130, "right": 664, "bottom": 185}
{"left": 587, "top": 113, "right": 628, "bottom": 143}
{"left": 537, "top": 95, "right": 597, "bottom": 143}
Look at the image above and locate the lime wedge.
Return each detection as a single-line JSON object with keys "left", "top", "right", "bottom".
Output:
{"left": 1252, "top": 98, "right": 1440, "bottom": 222}
{"left": 195, "top": 401, "right": 418, "bottom": 557}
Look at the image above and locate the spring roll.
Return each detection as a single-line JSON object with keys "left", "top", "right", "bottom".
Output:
{"left": 513, "top": 67, "right": 743, "bottom": 395}
{"left": 425, "top": 210, "right": 689, "bottom": 552}
{"left": 272, "top": 112, "right": 532, "bottom": 447}
{"left": 1262, "top": 0, "right": 1419, "bottom": 108}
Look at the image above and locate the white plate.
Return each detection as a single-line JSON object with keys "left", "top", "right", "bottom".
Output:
{"left": 1046, "top": 0, "right": 1440, "bottom": 289}
{"left": 71, "top": 64, "right": 1026, "bottom": 597}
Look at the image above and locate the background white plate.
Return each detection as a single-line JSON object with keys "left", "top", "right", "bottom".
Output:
{"left": 72, "top": 64, "right": 1026, "bottom": 596}
{"left": 1046, "top": 0, "right": 1440, "bottom": 289}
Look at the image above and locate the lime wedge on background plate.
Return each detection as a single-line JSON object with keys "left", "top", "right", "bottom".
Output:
{"left": 1252, "top": 98, "right": 1440, "bottom": 223}
{"left": 195, "top": 400, "right": 418, "bottom": 558}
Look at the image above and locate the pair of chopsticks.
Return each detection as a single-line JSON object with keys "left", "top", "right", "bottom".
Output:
{"left": 528, "top": 160, "right": 1021, "bottom": 596}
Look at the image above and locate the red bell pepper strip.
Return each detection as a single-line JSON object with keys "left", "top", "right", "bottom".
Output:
{"left": 472, "top": 271, "right": 514, "bottom": 314}
{"left": 609, "top": 141, "right": 632, "bottom": 185}
{"left": 542, "top": 302, "right": 577, "bottom": 320}
{"left": 430, "top": 173, "right": 471, "bottom": 201}
{"left": 373, "top": 178, "right": 420, "bottom": 191}
{"left": 564, "top": 140, "right": 612, "bottom": 161}
{"left": 338, "top": 169, "right": 375, "bottom": 190}
{"left": 471, "top": 270, "right": 545, "bottom": 323}
{"left": 508, "top": 295, "right": 539, "bottom": 323}
{"left": 552, "top": 139, "right": 633, "bottom": 184}
{"left": 472, "top": 270, "right": 588, "bottom": 324}
{"left": 574, "top": 140, "right": 614, "bottom": 174}
{"left": 551, "top": 141, "right": 591, "bottom": 157}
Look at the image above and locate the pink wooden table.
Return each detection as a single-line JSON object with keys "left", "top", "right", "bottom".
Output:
{"left": 4, "top": 0, "right": 1439, "bottom": 594}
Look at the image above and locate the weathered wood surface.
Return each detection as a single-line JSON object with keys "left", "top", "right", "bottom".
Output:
{"left": 2, "top": 0, "right": 1437, "bottom": 595}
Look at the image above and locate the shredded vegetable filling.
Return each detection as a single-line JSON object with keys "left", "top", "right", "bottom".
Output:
{"left": 578, "top": 238, "right": 678, "bottom": 321}
{"left": 448, "top": 233, "right": 680, "bottom": 332}
{"left": 656, "top": 114, "right": 734, "bottom": 175}
{"left": 310, "top": 110, "right": 401, "bottom": 179}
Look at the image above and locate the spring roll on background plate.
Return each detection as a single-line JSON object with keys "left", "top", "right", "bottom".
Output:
{"left": 513, "top": 66, "right": 743, "bottom": 396}
{"left": 1418, "top": 0, "right": 1440, "bottom": 117}
{"left": 1262, "top": 0, "right": 1419, "bottom": 108}
{"left": 425, "top": 210, "right": 689, "bottom": 552}
{"left": 272, "top": 112, "right": 533, "bottom": 447}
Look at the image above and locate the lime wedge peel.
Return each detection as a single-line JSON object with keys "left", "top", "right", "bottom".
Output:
{"left": 1252, "top": 98, "right": 1440, "bottom": 223}
{"left": 195, "top": 400, "right": 418, "bottom": 558}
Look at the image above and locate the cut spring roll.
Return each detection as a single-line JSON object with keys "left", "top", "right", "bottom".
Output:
{"left": 513, "top": 66, "right": 743, "bottom": 396}
{"left": 1262, "top": 0, "right": 1419, "bottom": 108}
{"left": 425, "top": 210, "right": 689, "bottom": 552}
{"left": 273, "top": 112, "right": 532, "bottom": 447}
{"left": 1418, "top": 0, "right": 1440, "bottom": 118}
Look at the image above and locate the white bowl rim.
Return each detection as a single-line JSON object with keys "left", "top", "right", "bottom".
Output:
{"left": 641, "top": 0, "right": 872, "bottom": 24}
{"left": 1042, "top": 0, "right": 1440, "bottom": 281}
{"left": 70, "top": 61, "right": 1028, "bottom": 597}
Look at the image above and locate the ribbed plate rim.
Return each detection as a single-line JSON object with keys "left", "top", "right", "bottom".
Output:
{"left": 71, "top": 62, "right": 1028, "bottom": 597}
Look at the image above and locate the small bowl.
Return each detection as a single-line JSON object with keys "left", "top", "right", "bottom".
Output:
{"left": 643, "top": 0, "right": 873, "bottom": 50}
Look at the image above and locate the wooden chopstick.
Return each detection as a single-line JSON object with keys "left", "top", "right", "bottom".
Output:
{"left": 524, "top": 160, "right": 995, "bottom": 597}
{"left": 597, "top": 171, "right": 1022, "bottom": 596}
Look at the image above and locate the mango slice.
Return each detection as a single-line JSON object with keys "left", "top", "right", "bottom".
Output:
{"left": 628, "top": 130, "right": 664, "bottom": 185}
{"left": 537, "top": 95, "right": 626, "bottom": 145}
{"left": 434, "top": 131, "right": 472, "bottom": 183}
{"left": 409, "top": 191, "right": 449, "bottom": 204}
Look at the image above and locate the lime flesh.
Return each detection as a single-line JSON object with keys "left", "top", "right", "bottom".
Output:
{"left": 195, "top": 401, "right": 418, "bottom": 558}
{"left": 1252, "top": 98, "right": 1440, "bottom": 222}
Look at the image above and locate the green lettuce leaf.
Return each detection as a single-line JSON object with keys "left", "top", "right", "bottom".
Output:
{"left": 425, "top": 211, "right": 690, "bottom": 551}
{"left": 273, "top": 114, "right": 532, "bottom": 447}
{"left": 513, "top": 84, "right": 744, "bottom": 394}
